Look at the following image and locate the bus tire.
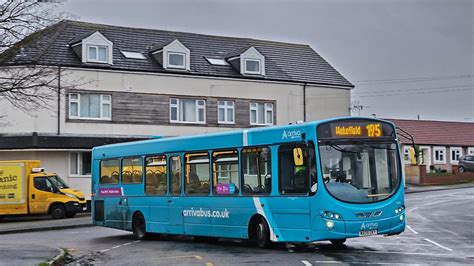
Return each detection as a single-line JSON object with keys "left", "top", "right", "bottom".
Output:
{"left": 330, "top": 239, "right": 346, "bottom": 246}
{"left": 256, "top": 218, "right": 271, "bottom": 248}
{"left": 132, "top": 212, "right": 147, "bottom": 240}
{"left": 50, "top": 204, "right": 66, "bottom": 219}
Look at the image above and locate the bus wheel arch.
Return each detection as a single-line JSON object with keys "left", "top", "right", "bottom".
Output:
{"left": 49, "top": 203, "right": 66, "bottom": 219}
{"left": 248, "top": 214, "right": 271, "bottom": 248}
{"left": 132, "top": 211, "right": 147, "bottom": 240}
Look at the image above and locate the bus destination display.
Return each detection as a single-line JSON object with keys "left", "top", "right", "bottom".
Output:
{"left": 334, "top": 123, "right": 382, "bottom": 137}
{"left": 317, "top": 120, "right": 395, "bottom": 139}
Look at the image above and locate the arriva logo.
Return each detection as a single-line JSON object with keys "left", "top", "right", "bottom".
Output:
{"left": 361, "top": 222, "right": 378, "bottom": 230}
{"left": 282, "top": 130, "right": 301, "bottom": 140}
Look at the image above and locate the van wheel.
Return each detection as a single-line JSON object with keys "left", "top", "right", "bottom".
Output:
{"left": 132, "top": 212, "right": 147, "bottom": 240}
{"left": 65, "top": 212, "right": 77, "bottom": 218}
{"left": 50, "top": 204, "right": 66, "bottom": 219}
{"left": 256, "top": 218, "right": 271, "bottom": 248}
{"left": 330, "top": 239, "right": 346, "bottom": 246}
{"left": 459, "top": 166, "right": 465, "bottom": 173}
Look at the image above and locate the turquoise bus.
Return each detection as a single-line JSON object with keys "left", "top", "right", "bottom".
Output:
{"left": 91, "top": 117, "right": 405, "bottom": 248}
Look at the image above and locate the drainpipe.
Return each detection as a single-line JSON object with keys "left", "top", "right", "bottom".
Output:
{"left": 57, "top": 66, "right": 61, "bottom": 135}
{"left": 303, "top": 83, "right": 307, "bottom": 122}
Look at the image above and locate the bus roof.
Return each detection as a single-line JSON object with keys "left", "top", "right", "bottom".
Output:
{"left": 92, "top": 117, "right": 394, "bottom": 159}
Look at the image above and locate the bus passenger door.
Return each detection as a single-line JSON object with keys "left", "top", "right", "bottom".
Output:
{"left": 167, "top": 155, "right": 184, "bottom": 234}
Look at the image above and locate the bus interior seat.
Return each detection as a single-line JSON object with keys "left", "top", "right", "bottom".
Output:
{"left": 132, "top": 170, "right": 142, "bottom": 183}
{"left": 243, "top": 183, "right": 253, "bottom": 193}
{"left": 122, "top": 171, "right": 132, "bottom": 183}
{"left": 111, "top": 171, "right": 119, "bottom": 183}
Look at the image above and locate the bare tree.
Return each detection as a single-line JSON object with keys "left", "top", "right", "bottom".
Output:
{"left": 0, "top": 0, "right": 68, "bottom": 114}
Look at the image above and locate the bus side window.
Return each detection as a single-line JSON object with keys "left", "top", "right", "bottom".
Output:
{"left": 145, "top": 155, "right": 167, "bottom": 195}
{"left": 278, "top": 144, "right": 309, "bottom": 195}
{"left": 122, "top": 157, "right": 143, "bottom": 184}
{"left": 100, "top": 159, "right": 119, "bottom": 185}
{"left": 185, "top": 152, "right": 210, "bottom": 195}
{"left": 169, "top": 156, "right": 182, "bottom": 195}
{"left": 241, "top": 147, "right": 271, "bottom": 195}
{"left": 212, "top": 150, "right": 239, "bottom": 195}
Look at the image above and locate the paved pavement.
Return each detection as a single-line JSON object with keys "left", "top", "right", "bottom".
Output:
{"left": 0, "top": 186, "right": 473, "bottom": 265}
{"left": 0, "top": 183, "right": 474, "bottom": 265}
{"left": 405, "top": 182, "right": 474, "bottom": 193}
{"left": 0, "top": 212, "right": 92, "bottom": 235}
{"left": 0, "top": 244, "right": 62, "bottom": 266}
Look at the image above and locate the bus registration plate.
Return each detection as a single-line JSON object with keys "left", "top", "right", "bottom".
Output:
{"left": 359, "top": 229, "right": 378, "bottom": 237}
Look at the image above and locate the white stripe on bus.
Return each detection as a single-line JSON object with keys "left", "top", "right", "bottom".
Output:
{"left": 253, "top": 197, "right": 277, "bottom": 241}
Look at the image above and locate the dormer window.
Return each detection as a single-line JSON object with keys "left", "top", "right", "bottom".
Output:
{"left": 71, "top": 31, "right": 113, "bottom": 64}
{"left": 150, "top": 39, "right": 190, "bottom": 71}
{"left": 244, "top": 59, "right": 261, "bottom": 74}
{"left": 168, "top": 52, "right": 186, "bottom": 69}
{"left": 227, "top": 46, "right": 265, "bottom": 76}
{"left": 87, "top": 45, "right": 108, "bottom": 63}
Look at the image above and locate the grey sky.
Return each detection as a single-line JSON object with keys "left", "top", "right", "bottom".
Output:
{"left": 57, "top": 0, "right": 473, "bottom": 122}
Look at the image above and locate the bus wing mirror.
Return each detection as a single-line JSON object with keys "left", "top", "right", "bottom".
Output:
{"left": 293, "top": 148, "right": 304, "bottom": 166}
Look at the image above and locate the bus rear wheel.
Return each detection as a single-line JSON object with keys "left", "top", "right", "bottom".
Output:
{"left": 330, "top": 239, "right": 346, "bottom": 246}
{"left": 256, "top": 218, "right": 271, "bottom": 248}
{"left": 50, "top": 204, "right": 66, "bottom": 219}
{"left": 132, "top": 212, "right": 147, "bottom": 240}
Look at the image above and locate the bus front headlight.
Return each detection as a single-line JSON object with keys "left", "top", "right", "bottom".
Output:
{"left": 395, "top": 206, "right": 405, "bottom": 214}
{"left": 326, "top": 220, "right": 335, "bottom": 230}
{"left": 322, "top": 210, "right": 343, "bottom": 220}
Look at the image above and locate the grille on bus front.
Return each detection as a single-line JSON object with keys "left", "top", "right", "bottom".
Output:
{"left": 355, "top": 211, "right": 383, "bottom": 218}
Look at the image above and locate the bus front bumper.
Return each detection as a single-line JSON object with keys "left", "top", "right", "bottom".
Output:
{"left": 314, "top": 212, "right": 406, "bottom": 241}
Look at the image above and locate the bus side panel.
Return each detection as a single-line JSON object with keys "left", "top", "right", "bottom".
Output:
{"left": 182, "top": 196, "right": 212, "bottom": 236}
{"left": 209, "top": 197, "right": 251, "bottom": 239}
{"left": 146, "top": 196, "right": 169, "bottom": 233}
{"left": 267, "top": 197, "right": 312, "bottom": 242}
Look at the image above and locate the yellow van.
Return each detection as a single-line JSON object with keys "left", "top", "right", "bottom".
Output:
{"left": 0, "top": 160, "right": 86, "bottom": 219}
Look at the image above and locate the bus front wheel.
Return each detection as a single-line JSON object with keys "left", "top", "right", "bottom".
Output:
{"left": 330, "top": 239, "right": 346, "bottom": 246}
{"left": 132, "top": 212, "right": 147, "bottom": 240}
{"left": 256, "top": 218, "right": 271, "bottom": 248}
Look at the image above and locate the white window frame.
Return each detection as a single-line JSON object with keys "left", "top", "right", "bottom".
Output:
{"left": 217, "top": 101, "right": 235, "bottom": 124}
{"left": 250, "top": 102, "right": 274, "bottom": 126}
{"left": 244, "top": 59, "right": 262, "bottom": 75}
{"left": 169, "top": 98, "right": 206, "bottom": 124}
{"left": 69, "top": 93, "right": 112, "bottom": 120}
{"left": 86, "top": 45, "right": 108, "bottom": 63}
{"left": 433, "top": 146, "right": 446, "bottom": 164}
{"left": 468, "top": 147, "right": 474, "bottom": 155}
{"left": 402, "top": 146, "right": 411, "bottom": 164}
{"left": 167, "top": 52, "right": 186, "bottom": 69}
{"left": 69, "top": 151, "right": 92, "bottom": 177}
{"left": 450, "top": 147, "right": 463, "bottom": 164}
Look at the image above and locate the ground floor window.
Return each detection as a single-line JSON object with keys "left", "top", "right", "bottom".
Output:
{"left": 70, "top": 151, "right": 92, "bottom": 176}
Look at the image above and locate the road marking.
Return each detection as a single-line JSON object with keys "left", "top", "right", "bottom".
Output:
{"left": 313, "top": 261, "right": 406, "bottom": 265}
{"left": 424, "top": 238, "right": 453, "bottom": 251}
{"left": 205, "top": 263, "right": 213, "bottom": 266}
{"left": 195, "top": 255, "right": 203, "bottom": 260}
{"left": 100, "top": 240, "right": 141, "bottom": 253}
{"left": 358, "top": 250, "right": 452, "bottom": 256}
{"left": 406, "top": 225, "right": 418, "bottom": 234}
{"left": 301, "top": 260, "right": 313, "bottom": 266}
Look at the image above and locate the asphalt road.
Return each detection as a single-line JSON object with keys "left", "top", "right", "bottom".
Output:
{"left": 0, "top": 188, "right": 473, "bottom": 265}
